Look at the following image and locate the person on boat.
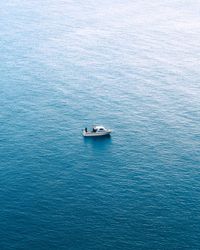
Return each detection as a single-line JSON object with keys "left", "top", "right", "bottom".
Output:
{"left": 85, "top": 128, "right": 87, "bottom": 132}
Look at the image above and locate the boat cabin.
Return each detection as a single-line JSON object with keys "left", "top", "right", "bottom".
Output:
{"left": 92, "top": 126, "right": 107, "bottom": 133}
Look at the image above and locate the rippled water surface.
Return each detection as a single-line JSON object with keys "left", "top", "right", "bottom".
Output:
{"left": 0, "top": 0, "right": 200, "bottom": 249}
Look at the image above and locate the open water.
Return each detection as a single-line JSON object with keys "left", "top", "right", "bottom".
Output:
{"left": 0, "top": 0, "right": 200, "bottom": 249}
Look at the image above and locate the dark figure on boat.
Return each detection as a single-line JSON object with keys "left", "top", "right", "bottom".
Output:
{"left": 85, "top": 128, "right": 87, "bottom": 132}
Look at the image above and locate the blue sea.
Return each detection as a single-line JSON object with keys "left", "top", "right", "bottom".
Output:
{"left": 0, "top": 0, "right": 200, "bottom": 249}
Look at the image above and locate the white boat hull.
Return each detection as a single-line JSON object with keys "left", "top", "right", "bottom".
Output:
{"left": 82, "top": 130, "right": 111, "bottom": 137}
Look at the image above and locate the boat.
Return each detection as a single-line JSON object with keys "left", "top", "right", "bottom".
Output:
{"left": 82, "top": 125, "right": 112, "bottom": 137}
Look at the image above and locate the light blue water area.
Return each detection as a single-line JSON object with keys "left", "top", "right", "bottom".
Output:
{"left": 0, "top": 0, "right": 200, "bottom": 249}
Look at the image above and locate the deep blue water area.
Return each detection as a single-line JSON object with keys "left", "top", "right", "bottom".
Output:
{"left": 0, "top": 0, "right": 200, "bottom": 249}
